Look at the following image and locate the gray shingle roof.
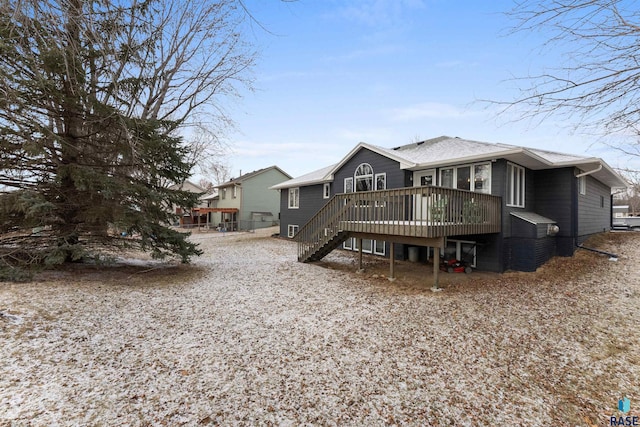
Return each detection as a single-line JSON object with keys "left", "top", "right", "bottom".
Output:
{"left": 270, "top": 164, "right": 335, "bottom": 190}
{"left": 271, "top": 136, "right": 627, "bottom": 189}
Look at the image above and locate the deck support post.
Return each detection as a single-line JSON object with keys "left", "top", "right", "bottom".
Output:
{"left": 432, "top": 237, "right": 443, "bottom": 291}
{"left": 389, "top": 243, "right": 395, "bottom": 281}
{"left": 357, "top": 238, "right": 364, "bottom": 272}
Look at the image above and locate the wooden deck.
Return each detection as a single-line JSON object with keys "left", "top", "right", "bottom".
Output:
{"left": 297, "top": 186, "right": 502, "bottom": 263}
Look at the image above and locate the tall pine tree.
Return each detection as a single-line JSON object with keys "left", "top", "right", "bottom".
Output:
{"left": 0, "top": 0, "right": 255, "bottom": 279}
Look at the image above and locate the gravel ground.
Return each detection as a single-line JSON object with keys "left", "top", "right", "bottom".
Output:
{"left": 1, "top": 228, "right": 639, "bottom": 426}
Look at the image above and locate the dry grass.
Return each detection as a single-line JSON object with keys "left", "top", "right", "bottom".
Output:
{"left": 1, "top": 229, "right": 638, "bottom": 426}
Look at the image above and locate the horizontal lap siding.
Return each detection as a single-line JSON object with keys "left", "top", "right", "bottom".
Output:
{"left": 242, "top": 169, "right": 291, "bottom": 227}
{"left": 507, "top": 237, "right": 557, "bottom": 272}
{"left": 533, "top": 168, "right": 575, "bottom": 256}
{"left": 577, "top": 175, "right": 611, "bottom": 244}
{"left": 332, "top": 148, "right": 407, "bottom": 192}
{"left": 279, "top": 184, "right": 328, "bottom": 237}
{"left": 332, "top": 148, "right": 408, "bottom": 258}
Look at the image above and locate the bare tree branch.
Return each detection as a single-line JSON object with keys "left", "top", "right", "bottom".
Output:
{"left": 490, "top": 0, "right": 640, "bottom": 158}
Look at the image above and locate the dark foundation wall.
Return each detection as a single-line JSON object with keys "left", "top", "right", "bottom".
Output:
{"left": 506, "top": 216, "right": 558, "bottom": 272}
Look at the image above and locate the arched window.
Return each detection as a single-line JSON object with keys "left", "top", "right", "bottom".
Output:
{"left": 354, "top": 163, "right": 373, "bottom": 192}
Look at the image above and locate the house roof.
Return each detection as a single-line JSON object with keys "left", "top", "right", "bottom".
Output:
{"left": 216, "top": 165, "right": 292, "bottom": 188}
{"left": 274, "top": 135, "right": 627, "bottom": 189}
{"left": 169, "top": 180, "right": 206, "bottom": 193}
{"left": 270, "top": 164, "right": 336, "bottom": 190}
{"left": 201, "top": 189, "right": 219, "bottom": 201}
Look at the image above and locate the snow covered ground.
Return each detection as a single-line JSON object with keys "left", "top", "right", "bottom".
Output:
{"left": 1, "top": 228, "right": 639, "bottom": 426}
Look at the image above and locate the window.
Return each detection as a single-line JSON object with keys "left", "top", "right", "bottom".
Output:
{"left": 456, "top": 166, "right": 471, "bottom": 191}
{"left": 578, "top": 175, "right": 586, "bottom": 195}
{"left": 354, "top": 163, "right": 373, "bottom": 192}
{"left": 287, "top": 224, "right": 299, "bottom": 238}
{"left": 288, "top": 188, "right": 299, "bottom": 209}
{"left": 444, "top": 239, "right": 477, "bottom": 268}
{"left": 323, "top": 183, "right": 330, "bottom": 199}
{"left": 440, "top": 168, "right": 454, "bottom": 188}
{"left": 439, "top": 163, "right": 491, "bottom": 194}
{"left": 601, "top": 195, "right": 605, "bottom": 208}
{"left": 375, "top": 173, "right": 386, "bottom": 191}
{"left": 421, "top": 175, "right": 433, "bottom": 185}
{"left": 221, "top": 188, "right": 226, "bottom": 199}
{"left": 474, "top": 164, "right": 491, "bottom": 194}
{"left": 344, "top": 177, "right": 354, "bottom": 193}
{"left": 343, "top": 238, "right": 353, "bottom": 250}
{"left": 343, "top": 238, "right": 384, "bottom": 255}
{"left": 507, "top": 163, "right": 525, "bottom": 208}
{"left": 232, "top": 185, "right": 237, "bottom": 198}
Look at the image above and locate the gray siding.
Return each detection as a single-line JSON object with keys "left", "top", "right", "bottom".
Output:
{"left": 242, "top": 168, "right": 291, "bottom": 229}
{"left": 279, "top": 184, "right": 328, "bottom": 237}
{"left": 577, "top": 175, "right": 611, "bottom": 243}
{"left": 494, "top": 159, "right": 536, "bottom": 239}
{"left": 507, "top": 216, "right": 558, "bottom": 271}
{"left": 333, "top": 148, "right": 408, "bottom": 192}
{"left": 281, "top": 148, "right": 614, "bottom": 272}
{"left": 533, "top": 168, "right": 575, "bottom": 256}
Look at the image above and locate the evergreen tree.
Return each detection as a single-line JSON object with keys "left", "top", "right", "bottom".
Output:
{"left": 0, "top": 0, "right": 255, "bottom": 279}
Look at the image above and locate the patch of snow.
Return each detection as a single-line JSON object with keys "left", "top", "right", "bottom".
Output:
{"left": 1, "top": 229, "right": 639, "bottom": 425}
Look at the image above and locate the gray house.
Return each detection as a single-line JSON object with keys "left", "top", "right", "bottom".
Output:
{"left": 272, "top": 136, "right": 626, "bottom": 273}
{"left": 215, "top": 166, "right": 291, "bottom": 231}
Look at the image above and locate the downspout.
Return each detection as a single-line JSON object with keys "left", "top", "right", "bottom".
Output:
{"left": 571, "top": 169, "right": 578, "bottom": 251}
{"left": 610, "top": 194, "right": 614, "bottom": 230}
{"left": 575, "top": 163, "right": 603, "bottom": 178}
{"left": 572, "top": 164, "right": 602, "bottom": 249}
{"left": 577, "top": 244, "right": 618, "bottom": 261}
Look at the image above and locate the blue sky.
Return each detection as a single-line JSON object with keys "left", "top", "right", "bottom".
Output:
{"left": 216, "top": 0, "right": 633, "bottom": 180}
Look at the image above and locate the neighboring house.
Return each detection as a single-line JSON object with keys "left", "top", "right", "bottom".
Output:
{"left": 215, "top": 166, "right": 292, "bottom": 231}
{"left": 201, "top": 190, "right": 221, "bottom": 228}
{"left": 272, "top": 136, "right": 627, "bottom": 274}
{"left": 168, "top": 180, "right": 207, "bottom": 227}
{"left": 612, "top": 205, "right": 629, "bottom": 218}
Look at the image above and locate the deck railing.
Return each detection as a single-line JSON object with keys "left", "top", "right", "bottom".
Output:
{"left": 297, "top": 186, "right": 502, "bottom": 262}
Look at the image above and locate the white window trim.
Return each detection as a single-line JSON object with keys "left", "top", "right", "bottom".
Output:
{"left": 578, "top": 175, "right": 586, "bottom": 195}
{"left": 343, "top": 238, "right": 353, "bottom": 250}
{"left": 374, "top": 240, "right": 385, "bottom": 256}
{"left": 439, "top": 163, "right": 491, "bottom": 194}
{"left": 374, "top": 173, "right": 387, "bottom": 191}
{"left": 354, "top": 163, "right": 374, "bottom": 192}
{"left": 506, "top": 162, "right": 525, "bottom": 208}
{"left": 343, "top": 238, "right": 385, "bottom": 256}
{"left": 288, "top": 188, "right": 299, "bottom": 209}
{"left": 287, "top": 224, "right": 299, "bottom": 238}
{"left": 323, "top": 183, "right": 331, "bottom": 199}
{"left": 344, "top": 177, "right": 354, "bottom": 193}
{"left": 473, "top": 163, "right": 492, "bottom": 194}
